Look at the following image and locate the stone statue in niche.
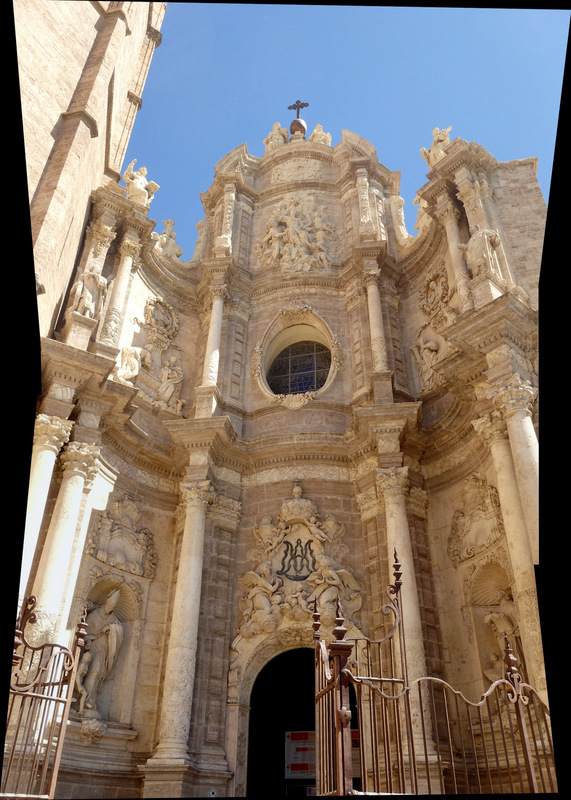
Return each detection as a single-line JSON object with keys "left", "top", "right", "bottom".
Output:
{"left": 255, "top": 196, "right": 337, "bottom": 273}
{"left": 421, "top": 126, "right": 452, "bottom": 169}
{"left": 484, "top": 587, "right": 526, "bottom": 681}
{"left": 411, "top": 326, "right": 445, "bottom": 394}
{"left": 447, "top": 474, "right": 505, "bottom": 566}
{"left": 459, "top": 225, "right": 502, "bottom": 280}
{"left": 237, "top": 484, "right": 361, "bottom": 639}
{"left": 122, "top": 159, "right": 159, "bottom": 207}
{"left": 264, "top": 122, "right": 289, "bottom": 152}
{"left": 68, "top": 261, "right": 108, "bottom": 320}
{"left": 72, "top": 589, "right": 123, "bottom": 719}
{"left": 156, "top": 355, "right": 184, "bottom": 412}
{"left": 85, "top": 493, "right": 157, "bottom": 578}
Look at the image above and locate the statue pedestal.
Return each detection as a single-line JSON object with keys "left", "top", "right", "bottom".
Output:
{"left": 470, "top": 275, "right": 506, "bottom": 309}
{"left": 194, "top": 384, "right": 221, "bottom": 418}
{"left": 371, "top": 371, "right": 394, "bottom": 403}
{"left": 60, "top": 311, "right": 98, "bottom": 350}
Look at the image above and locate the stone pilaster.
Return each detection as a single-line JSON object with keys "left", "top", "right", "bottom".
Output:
{"left": 20, "top": 415, "right": 74, "bottom": 602}
{"left": 472, "top": 412, "right": 545, "bottom": 697}
{"left": 213, "top": 183, "right": 236, "bottom": 257}
{"left": 487, "top": 374, "right": 539, "bottom": 564}
{"left": 31, "top": 441, "right": 100, "bottom": 641}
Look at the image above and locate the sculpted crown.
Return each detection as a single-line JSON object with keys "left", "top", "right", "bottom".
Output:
{"left": 279, "top": 483, "right": 319, "bottom": 524}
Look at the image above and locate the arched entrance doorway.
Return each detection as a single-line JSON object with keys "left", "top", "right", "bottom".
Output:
{"left": 246, "top": 648, "right": 315, "bottom": 798}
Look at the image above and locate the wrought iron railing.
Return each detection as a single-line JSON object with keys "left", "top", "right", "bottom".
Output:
{"left": 314, "top": 552, "right": 557, "bottom": 795}
{"left": 2, "top": 597, "right": 86, "bottom": 799}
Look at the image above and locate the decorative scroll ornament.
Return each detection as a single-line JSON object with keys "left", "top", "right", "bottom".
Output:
{"left": 237, "top": 484, "right": 361, "bottom": 638}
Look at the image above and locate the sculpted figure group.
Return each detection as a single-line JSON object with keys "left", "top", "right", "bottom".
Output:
{"left": 256, "top": 196, "right": 335, "bottom": 273}
{"left": 237, "top": 485, "right": 361, "bottom": 639}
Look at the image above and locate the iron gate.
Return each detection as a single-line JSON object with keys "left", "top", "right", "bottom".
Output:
{"left": 2, "top": 597, "right": 86, "bottom": 799}
{"left": 314, "top": 553, "right": 557, "bottom": 795}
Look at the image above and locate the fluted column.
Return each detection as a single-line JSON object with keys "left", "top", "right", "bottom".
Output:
{"left": 472, "top": 412, "right": 545, "bottom": 695}
{"left": 20, "top": 415, "right": 74, "bottom": 602}
{"left": 31, "top": 441, "right": 100, "bottom": 640}
{"left": 364, "top": 270, "right": 389, "bottom": 372}
{"left": 434, "top": 196, "right": 473, "bottom": 312}
{"left": 99, "top": 234, "right": 141, "bottom": 346}
{"left": 488, "top": 375, "right": 539, "bottom": 563}
{"left": 151, "top": 480, "right": 214, "bottom": 762}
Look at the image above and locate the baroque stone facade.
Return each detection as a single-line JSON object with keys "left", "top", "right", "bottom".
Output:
{"left": 14, "top": 6, "right": 546, "bottom": 798}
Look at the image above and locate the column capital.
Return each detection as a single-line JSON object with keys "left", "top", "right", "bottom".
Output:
{"left": 434, "top": 194, "right": 461, "bottom": 224}
{"left": 363, "top": 269, "right": 381, "bottom": 289}
{"left": 487, "top": 374, "right": 538, "bottom": 419}
{"left": 472, "top": 410, "right": 508, "bottom": 446}
{"left": 376, "top": 466, "right": 409, "bottom": 500}
{"left": 33, "top": 414, "right": 74, "bottom": 455}
{"left": 180, "top": 479, "right": 215, "bottom": 511}
{"left": 60, "top": 441, "right": 100, "bottom": 484}
{"left": 88, "top": 218, "right": 117, "bottom": 258}
{"left": 209, "top": 283, "right": 229, "bottom": 302}
{"left": 118, "top": 235, "right": 142, "bottom": 262}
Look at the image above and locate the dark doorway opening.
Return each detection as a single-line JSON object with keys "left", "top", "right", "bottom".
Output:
{"left": 246, "top": 648, "right": 315, "bottom": 798}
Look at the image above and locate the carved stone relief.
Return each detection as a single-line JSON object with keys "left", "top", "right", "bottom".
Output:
{"left": 254, "top": 196, "right": 339, "bottom": 273}
{"left": 236, "top": 484, "right": 361, "bottom": 641}
{"left": 85, "top": 493, "right": 157, "bottom": 578}
{"left": 114, "top": 297, "right": 186, "bottom": 414}
{"left": 447, "top": 473, "right": 505, "bottom": 566}
{"left": 411, "top": 270, "right": 458, "bottom": 393}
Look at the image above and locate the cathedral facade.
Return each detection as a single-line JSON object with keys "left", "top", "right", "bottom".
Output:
{"left": 13, "top": 3, "right": 544, "bottom": 798}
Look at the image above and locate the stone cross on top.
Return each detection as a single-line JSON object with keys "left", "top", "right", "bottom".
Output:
{"left": 288, "top": 100, "right": 309, "bottom": 119}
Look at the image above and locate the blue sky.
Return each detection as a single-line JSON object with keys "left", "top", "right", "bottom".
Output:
{"left": 124, "top": 4, "right": 569, "bottom": 258}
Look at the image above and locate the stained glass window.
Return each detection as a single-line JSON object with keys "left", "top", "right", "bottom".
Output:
{"left": 267, "top": 341, "right": 331, "bottom": 395}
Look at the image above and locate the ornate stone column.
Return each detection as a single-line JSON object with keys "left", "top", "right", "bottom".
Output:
{"left": 434, "top": 195, "right": 473, "bottom": 313}
{"left": 98, "top": 234, "right": 141, "bottom": 348}
{"left": 376, "top": 468, "right": 426, "bottom": 679}
{"left": 148, "top": 480, "right": 214, "bottom": 765}
{"left": 364, "top": 269, "right": 389, "bottom": 372}
{"left": 376, "top": 467, "right": 435, "bottom": 755}
{"left": 20, "top": 415, "right": 74, "bottom": 602}
{"left": 31, "top": 441, "right": 100, "bottom": 641}
{"left": 201, "top": 285, "right": 227, "bottom": 386}
{"left": 488, "top": 375, "right": 539, "bottom": 564}
{"left": 472, "top": 412, "right": 546, "bottom": 696}
{"left": 195, "top": 285, "right": 228, "bottom": 417}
